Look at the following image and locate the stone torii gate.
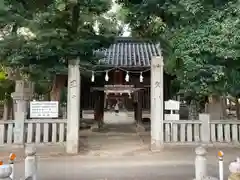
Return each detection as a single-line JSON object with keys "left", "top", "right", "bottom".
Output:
{"left": 66, "top": 56, "right": 164, "bottom": 154}
{"left": 150, "top": 56, "right": 164, "bottom": 151}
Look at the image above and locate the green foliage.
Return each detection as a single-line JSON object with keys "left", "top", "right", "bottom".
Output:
{"left": 171, "top": 0, "right": 240, "bottom": 97}
{"left": 0, "top": 0, "right": 122, "bottom": 80}
{"left": 0, "top": 66, "right": 14, "bottom": 101}
{"left": 0, "top": 0, "right": 123, "bottom": 101}
{"left": 117, "top": 0, "right": 240, "bottom": 98}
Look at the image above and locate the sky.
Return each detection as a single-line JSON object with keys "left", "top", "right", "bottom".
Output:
{"left": 110, "top": 0, "right": 131, "bottom": 37}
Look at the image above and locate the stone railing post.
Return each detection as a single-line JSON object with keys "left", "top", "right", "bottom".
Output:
{"left": 195, "top": 146, "right": 207, "bottom": 180}
{"left": 25, "top": 146, "right": 37, "bottom": 180}
{"left": 228, "top": 158, "right": 240, "bottom": 180}
{"left": 0, "top": 165, "right": 12, "bottom": 180}
{"left": 199, "top": 114, "right": 210, "bottom": 144}
{"left": 11, "top": 80, "right": 31, "bottom": 145}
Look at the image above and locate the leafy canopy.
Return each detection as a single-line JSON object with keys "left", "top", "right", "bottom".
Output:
{"left": 0, "top": 0, "right": 122, "bottom": 78}
{"left": 117, "top": 0, "right": 240, "bottom": 98}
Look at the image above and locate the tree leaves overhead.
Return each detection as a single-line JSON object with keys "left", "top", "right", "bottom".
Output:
{"left": 0, "top": 0, "right": 122, "bottom": 78}
{"left": 171, "top": 0, "right": 240, "bottom": 97}
{"left": 117, "top": 0, "right": 240, "bottom": 98}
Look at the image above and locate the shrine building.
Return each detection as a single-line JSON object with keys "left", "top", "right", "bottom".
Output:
{"left": 80, "top": 37, "right": 173, "bottom": 124}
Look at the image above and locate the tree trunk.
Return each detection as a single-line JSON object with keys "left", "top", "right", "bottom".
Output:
{"left": 221, "top": 96, "right": 227, "bottom": 119}
{"left": 136, "top": 90, "right": 143, "bottom": 124}
{"left": 235, "top": 97, "right": 240, "bottom": 120}
{"left": 50, "top": 75, "right": 67, "bottom": 102}
{"left": 206, "top": 95, "right": 226, "bottom": 120}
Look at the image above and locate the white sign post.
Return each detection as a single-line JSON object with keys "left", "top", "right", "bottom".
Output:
{"left": 30, "top": 101, "right": 59, "bottom": 118}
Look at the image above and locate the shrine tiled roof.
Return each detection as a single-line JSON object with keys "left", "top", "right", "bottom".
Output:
{"left": 98, "top": 37, "right": 161, "bottom": 67}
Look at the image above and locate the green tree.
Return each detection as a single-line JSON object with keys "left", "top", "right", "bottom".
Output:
{"left": 117, "top": 0, "right": 240, "bottom": 119}
{"left": 0, "top": 0, "right": 122, "bottom": 101}
{"left": 0, "top": 0, "right": 122, "bottom": 119}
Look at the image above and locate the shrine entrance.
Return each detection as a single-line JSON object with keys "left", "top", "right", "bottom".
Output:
{"left": 65, "top": 37, "right": 170, "bottom": 154}
{"left": 92, "top": 85, "right": 144, "bottom": 126}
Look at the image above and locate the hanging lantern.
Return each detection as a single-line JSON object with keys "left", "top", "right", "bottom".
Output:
{"left": 140, "top": 72, "right": 143, "bottom": 82}
{"left": 125, "top": 71, "right": 129, "bottom": 82}
{"left": 105, "top": 71, "right": 109, "bottom": 81}
{"left": 91, "top": 71, "right": 95, "bottom": 82}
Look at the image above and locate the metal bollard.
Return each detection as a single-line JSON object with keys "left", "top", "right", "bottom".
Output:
{"left": 218, "top": 151, "right": 224, "bottom": 180}
{"left": 0, "top": 164, "right": 12, "bottom": 180}
{"left": 8, "top": 153, "right": 16, "bottom": 180}
{"left": 228, "top": 157, "right": 240, "bottom": 180}
{"left": 25, "top": 146, "right": 37, "bottom": 180}
{"left": 195, "top": 146, "right": 207, "bottom": 180}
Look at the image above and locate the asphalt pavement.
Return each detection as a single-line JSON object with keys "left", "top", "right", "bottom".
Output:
{"left": 12, "top": 156, "right": 230, "bottom": 180}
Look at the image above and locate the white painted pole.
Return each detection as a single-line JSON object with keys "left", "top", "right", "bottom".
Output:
{"left": 195, "top": 146, "right": 207, "bottom": 180}
{"left": 9, "top": 164, "right": 13, "bottom": 180}
{"left": 25, "top": 146, "right": 37, "bottom": 180}
{"left": 9, "top": 153, "right": 16, "bottom": 180}
{"left": 218, "top": 151, "right": 224, "bottom": 180}
{"left": 0, "top": 164, "right": 12, "bottom": 180}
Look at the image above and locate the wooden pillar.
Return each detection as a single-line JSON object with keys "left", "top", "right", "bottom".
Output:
{"left": 94, "top": 91, "right": 104, "bottom": 128}
{"left": 136, "top": 90, "right": 143, "bottom": 124}
{"left": 133, "top": 92, "right": 138, "bottom": 122}
{"left": 99, "top": 90, "right": 104, "bottom": 123}
{"left": 94, "top": 91, "right": 99, "bottom": 121}
{"left": 133, "top": 102, "right": 137, "bottom": 121}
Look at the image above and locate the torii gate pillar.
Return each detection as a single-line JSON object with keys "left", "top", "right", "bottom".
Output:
{"left": 150, "top": 56, "right": 164, "bottom": 151}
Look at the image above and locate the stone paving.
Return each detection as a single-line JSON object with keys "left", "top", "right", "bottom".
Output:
{"left": 0, "top": 133, "right": 239, "bottom": 164}
{"left": 0, "top": 131, "right": 239, "bottom": 180}
{"left": 9, "top": 155, "right": 233, "bottom": 180}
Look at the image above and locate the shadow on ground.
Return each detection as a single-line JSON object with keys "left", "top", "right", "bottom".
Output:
{"left": 91, "top": 124, "right": 137, "bottom": 133}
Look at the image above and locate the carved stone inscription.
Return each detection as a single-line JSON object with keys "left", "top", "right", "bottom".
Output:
{"left": 155, "top": 81, "right": 160, "bottom": 88}
{"left": 69, "top": 80, "right": 76, "bottom": 88}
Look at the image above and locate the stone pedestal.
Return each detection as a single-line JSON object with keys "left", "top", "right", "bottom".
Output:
{"left": 195, "top": 146, "right": 207, "bottom": 180}
{"left": 25, "top": 146, "right": 37, "bottom": 180}
{"left": 150, "top": 56, "right": 164, "bottom": 151}
{"left": 66, "top": 60, "right": 80, "bottom": 154}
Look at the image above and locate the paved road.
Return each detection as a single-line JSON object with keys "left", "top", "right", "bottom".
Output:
{"left": 12, "top": 157, "right": 230, "bottom": 180}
